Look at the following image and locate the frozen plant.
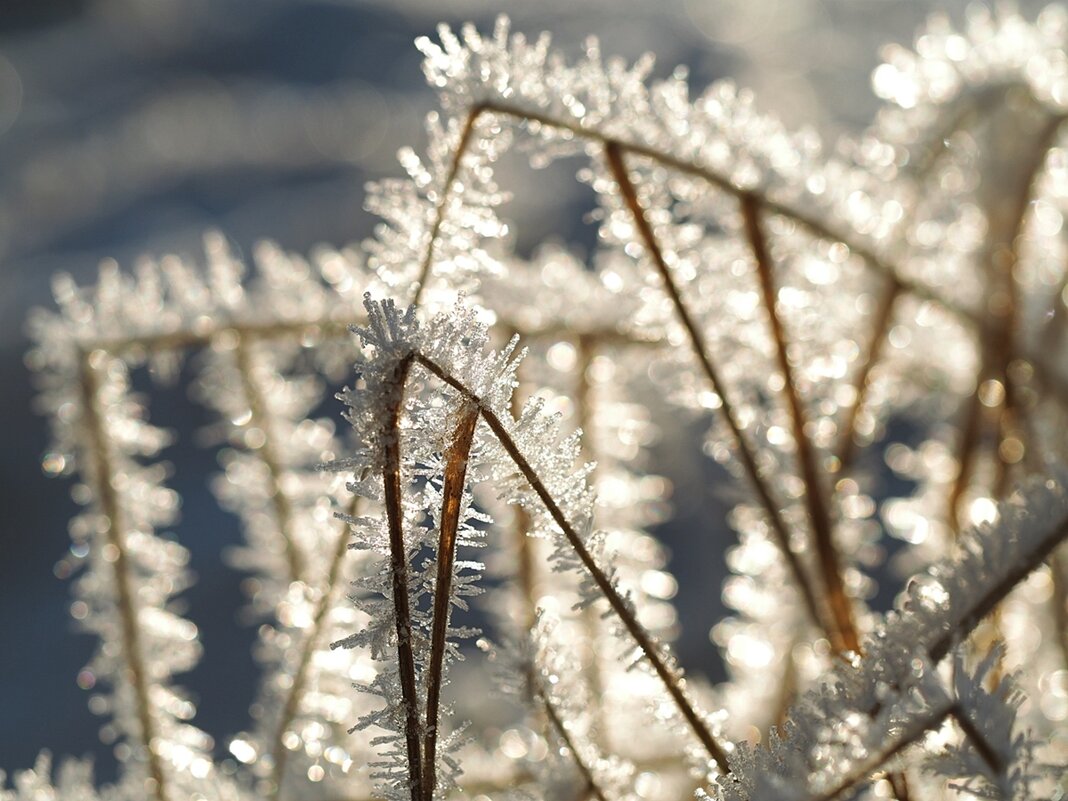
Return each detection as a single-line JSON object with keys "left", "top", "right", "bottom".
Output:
{"left": 12, "top": 6, "right": 1068, "bottom": 801}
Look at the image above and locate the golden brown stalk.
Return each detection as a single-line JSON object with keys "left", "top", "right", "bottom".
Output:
{"left": 412, "top": 352, "right": 731, "bottom": 773}
{"left": 422, "top": 406, "right": 480, "bottom": 801}
{"left": 603, "top": 140, "right": 830, "bottom": 640}
{"left": 80, "top": 353, "right": 169, "bottom": 801}
{"left": 743, "top": 195, "right": 860, "bottom": 655}
{"left": 381, "top": 354, "right": 424, "bottom": 801}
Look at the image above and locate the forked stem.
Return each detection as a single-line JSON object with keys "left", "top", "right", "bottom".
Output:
{"left": 412, "top": 106, "right": 485, "bottom": 306}
{"left": 412, "top": 352, "right": 731, "bottom": 773}
{"left": 603, "top": 141, "right": 829, "bottom": 640}
{"left": 743, "top": 195, "right": 860, "bottom": 655}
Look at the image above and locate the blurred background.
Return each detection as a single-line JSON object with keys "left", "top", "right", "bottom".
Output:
{"left": 0, "top": 0, "right": 1054, "bottom": 784}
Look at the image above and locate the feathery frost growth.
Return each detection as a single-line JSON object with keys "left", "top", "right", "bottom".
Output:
{"left": 14, "top": 6, "right": 1068, "bottom": 801}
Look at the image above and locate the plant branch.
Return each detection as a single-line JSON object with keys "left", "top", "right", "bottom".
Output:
{"left": 269, "top": 496, "right": 361, "bottom": 797}
{"left": 475, "top": 100, "right": 976, "bottom": 323}
{"left": 411, "top": 352, "right": 731, "bottom": 773}
{"left": 422, "top": 406, "right": 480, "bottom": 801}
{"left": 743, "top": 195, "right": 860, "bottom": 654}
{"left": 234, "top": 340, "right": 305, "bottom": 584}
{"left": 950, "top": 705, "right": 1004, "bottom": 775}
{"left": 79, "top": 352, "right": 169, "bottom": 801}
{"left": 603, "top": 140, "right": 829, "bottom": 640}
{"left": 534, "top": 678, "right": 610, "bottom": 801}
{"left": 806, "top": 701, "right": 952, "bottom": 801}
{"left": 412, "top": 106, "right": 484, "bottom": 306}
{"left": 381, "top": 353, "right": 424, "bottom": 801}
{"left": 835, "top": 280, "right": 900, "bottom": 473}
{"left": 929, "top": 509, "right": 1068, "bottom": 662}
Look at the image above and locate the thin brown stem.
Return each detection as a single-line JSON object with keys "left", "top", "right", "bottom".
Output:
{"left": 946, "top": 377, "right": 987, "bottom": 534}
{"left": 507, "top": 354, "right": 540, "bottom": 632}
{"left": 743, "top": 195, "right": 860, "bottom": 655}
{"left": 476, "top": 100, "right": 977, "bottom": 323}
{"left": 603, "top": 140, "right": 829, "bottom": 640}
{"left": 535, "top": 681, "right": 610, "bottom": 801}
{"left": 951, "top": 705, "right": 1004, "bottom": 775}
{"left": 422, "top": 406, "right": 480, "bottom": 801}
{"left": 79, "top": 352, "right": 168, "bottom": 801}
{"left": 270, "top": 496, "right": 360, "bottom": 797}
{"left": 411, "top": 106, "right": 485, "bottom": 306}
{"left": 806, "top": 701, "right": 952, "bottom": 801}
{"left": 234, "top": 340, "right": 305, "bottom": 584}
{"left": 835, "top": 281, "right": 901, "bottom": 473}
{"left": 929, "top": 509, "right": 1068, "bottom": 662}
{"left": 412, "top": 352, "right": 731, "bottom": 773}
{"left": 381, "top": 354, "right": 424, "bottom": 801}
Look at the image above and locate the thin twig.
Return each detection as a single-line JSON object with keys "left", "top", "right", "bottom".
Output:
{"left": 411, "top": 106, "right": 485, "bottom": 306}
{"left": 835, "top": 280, "right": 901, "bottom": 473}
{"left": 381, "top": 354, "right": 424, "bottom": 801}
{"left": 743, "top": 195, "right": 860, "bottom": 655}
{"left": 603, "top": 140, "right": 830, "bottom": 639}
{"left": 412, "top": 352, "right": 731, "bottom": 773}
{"left": 946, "top": 379, "right": 987, "bottom": 534}
{"left": 422, "top": 406, "right": 481, "bottom": 801}
{"left": 929, "top": 510, "right": 1068, "bottom": 662}
{"left": 269, "top": 496, "right": 361, "bottom": 797}
{"left": 234, "top": 339, "right": 305, "bottom": 584}
{"left": 79, "top": 352, "right": 169, "bottom": 801}
{"left": 806, "top": 701, "right": 952, "bottom": 801}
{"left": 951, "top": 706, "right": 1004, "bottom": 775}
{"left": 535, "top": 680, "right": 610, "bottom": 801}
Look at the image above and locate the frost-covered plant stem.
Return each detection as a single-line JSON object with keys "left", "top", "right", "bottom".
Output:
{"left": 603, "top": 142, "right": 829, "bottom": 639}
{"left": 381, "top": 353, "right": 426, "bottom": 801}
{"left": 269, "top": 503, "right": 357, "bottom": 796}
{"left": 234, "top": 339, "right": 305, "bottom": 583}
{"left": 422, "top": 406, "right": 480, "bottom": 801}
{"left": 79, "top": 353, "right": 169, "bottom": 801}
{"left": 413, "top": 351, "right": 731, "bottom": 772}
{"left": 742, "top": 195, "right": 859, "bottom": 654}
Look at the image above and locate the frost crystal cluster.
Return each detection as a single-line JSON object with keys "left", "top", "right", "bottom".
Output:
{"left": 12, "top": 7, "right": 1068, "bottom": 801}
